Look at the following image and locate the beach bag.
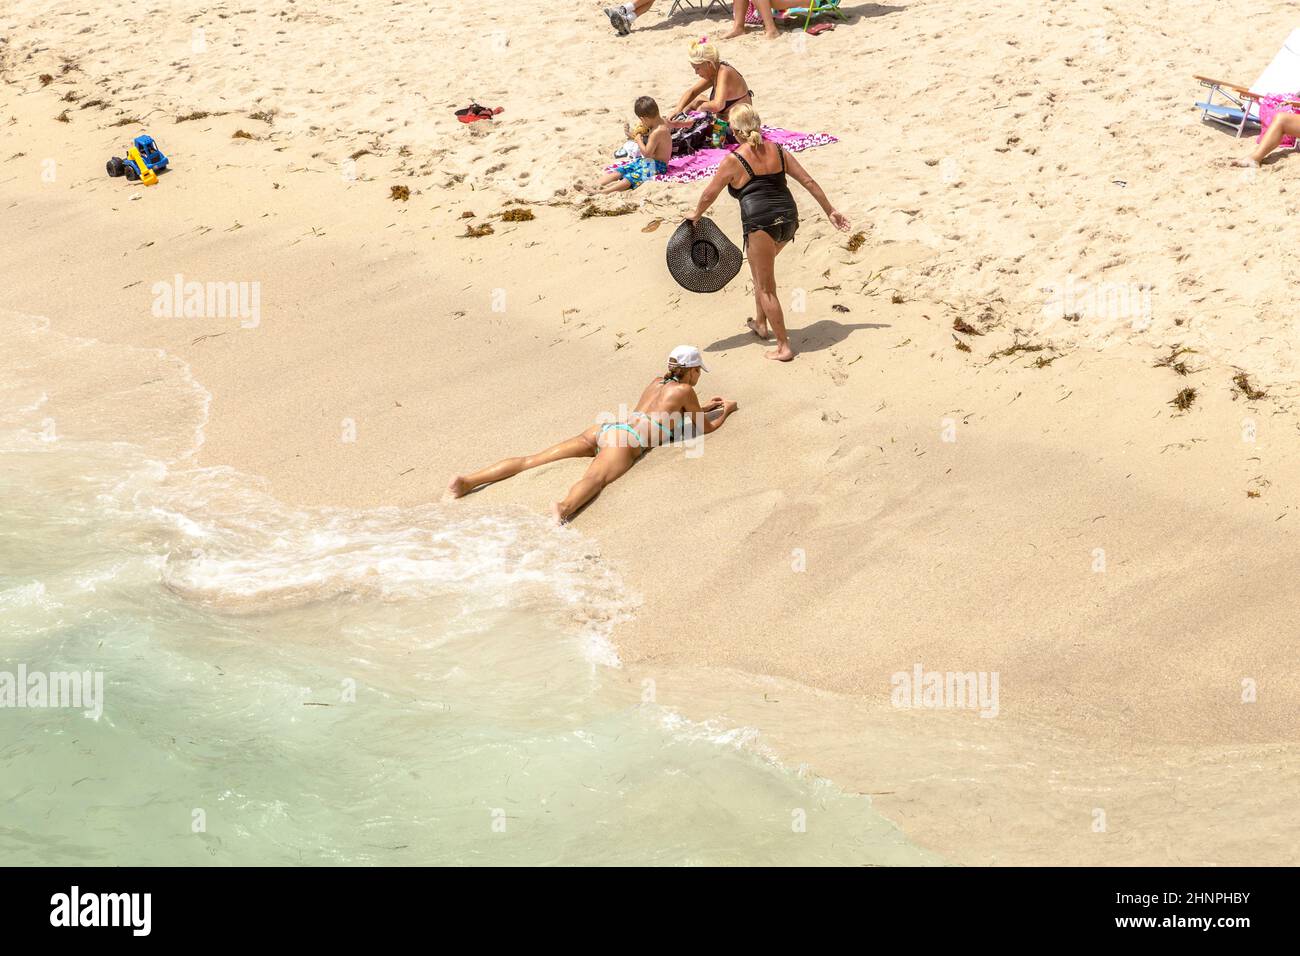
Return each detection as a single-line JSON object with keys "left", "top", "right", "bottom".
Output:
{"left": 671, "top": 114, "right": 713, "bottom": 157}
{"left": 665, "top": 217, "right": 743, "bottom": 294}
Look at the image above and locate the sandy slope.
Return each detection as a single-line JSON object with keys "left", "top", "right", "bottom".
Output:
{"left": 2, "top": 1, "right": 1298, "bottom": 864}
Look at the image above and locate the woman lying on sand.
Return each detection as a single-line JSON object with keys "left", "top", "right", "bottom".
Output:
{"left": 672, "top": 39, "right": 753, "bottom": 132}
{"left": 448, "top": 346, "right": 737, "bottom": 523}
{"left": 686, "top": 104, "right": 850, "bottom": 362}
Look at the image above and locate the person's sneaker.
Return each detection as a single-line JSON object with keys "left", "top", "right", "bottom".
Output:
{"left": 605, "top": 8, "right": 632, "bottom": 35}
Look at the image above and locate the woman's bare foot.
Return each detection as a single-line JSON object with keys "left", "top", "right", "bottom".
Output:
{"left": 764, "top": 343, "right": 796, "bottom": 362}
{"left": 723, "top": 27, "right": 747, "bottom": 39}
{"left": 550, "top": 502, "right": 568, "bottom": 525}
{"left": 746, "top": 317, "right": 770, "bottom": 339}
{"left": 447, "top": 475, "right": 469, "bottom": 498}
{"left": 765, "top": 27, "right": 780, "bottom": 39}
{"left": 1234, "top": 157, "right": 1261, "bottom": 168}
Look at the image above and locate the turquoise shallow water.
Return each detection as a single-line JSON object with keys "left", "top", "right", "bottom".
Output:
{"left": 0, "top": 313, "right": 936, "bottom": 865}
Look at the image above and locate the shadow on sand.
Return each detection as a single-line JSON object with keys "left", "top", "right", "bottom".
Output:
{"left": 624, "top": 2, "right": 907, "bottom": 35}
{"left": 706, "top": 317, "right": 889, "bottom": 355}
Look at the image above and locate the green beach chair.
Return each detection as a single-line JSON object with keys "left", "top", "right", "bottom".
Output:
{"left": 787, "top": 0, "right": 846, "bottom": 32}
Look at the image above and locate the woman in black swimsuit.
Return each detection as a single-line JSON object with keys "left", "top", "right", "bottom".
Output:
{"left": 672, "top": 39, "right": 753, "bottom": 131}
{"left": 686, "top": 104, "right": 850, "bottom": 363}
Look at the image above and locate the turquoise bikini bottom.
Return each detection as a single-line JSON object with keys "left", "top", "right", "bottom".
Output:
{"left": 597, "top": 413, "right": 673, "bottom": 449}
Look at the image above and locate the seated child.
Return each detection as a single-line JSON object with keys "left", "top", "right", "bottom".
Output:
{"left": 586, "top": 96, "right": 688, "bottom": 193}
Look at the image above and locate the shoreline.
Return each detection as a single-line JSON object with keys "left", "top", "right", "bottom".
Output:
{"left": 5, "top": 2, "right": 1300, "bottom": 865}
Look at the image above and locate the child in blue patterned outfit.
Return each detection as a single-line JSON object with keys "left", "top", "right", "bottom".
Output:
{"left": 586, "top": 97, "right": 687, "bottom": 194}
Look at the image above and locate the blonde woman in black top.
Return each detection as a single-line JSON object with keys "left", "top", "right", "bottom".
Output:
{"left": 686, "top": 105, "right": 850, "bottom": 362}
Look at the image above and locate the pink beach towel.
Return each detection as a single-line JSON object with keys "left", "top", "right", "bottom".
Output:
{"left": 1258, "top": 92, "right": 1300, "bottom": 149}
{"left": 605, "top": 126, "right": 838, "bottom": 184}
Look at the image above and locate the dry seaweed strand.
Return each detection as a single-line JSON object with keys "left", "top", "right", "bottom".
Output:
{"left": 390, "top": 185, "right": 411, "bottom": 201}
{"left": 1233, "top": 372, "right": 1267, "bottom": 400}
{"left": 1154, "top": 345, "right": 1195, "bottom": 376}
{"left": 580, "top": 201, "right": 637, "bottom": 219}
{"left": 1169, "top": 387, "right": 1197, "bottom": 412}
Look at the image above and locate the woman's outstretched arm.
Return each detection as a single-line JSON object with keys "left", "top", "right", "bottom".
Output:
{"left": 782, "top": 149, "right": 850, "bottom": 230}
{"left": 680, "top": 386, "right": 737, "bottom": 436}
{"left": 673, "top": 77, "right": 712, "bottom": 116}
{"left": 687, "top": 157, "right": 737, "bottom": 221}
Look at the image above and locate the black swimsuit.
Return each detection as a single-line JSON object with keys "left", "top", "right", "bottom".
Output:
{"left": 728, "top": 148, "right": 799, "bottom": 246}
{"left": 711, "top": 62, "right": 753, "bottom": 119}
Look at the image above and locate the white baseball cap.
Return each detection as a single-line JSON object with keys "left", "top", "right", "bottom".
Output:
{"left": 668, "top": 344, "right": 709, "bottom": 372}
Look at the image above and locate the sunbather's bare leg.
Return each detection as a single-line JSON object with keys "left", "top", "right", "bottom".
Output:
{"left": 748, "top": 231, "right": 795, "bottom": 361}
{"left": 449, "top": 430, "right": 597, "bottom": 498}
{"left": 1243, "top": 112, "right": 1300, "bottom": 164}
{"left": 747, "top": 274, "right": 770, "bottom": 338}
{"left": 599, "top": 177, "right": 633, "bottom": 194}
{"left": 725, "top": 1, "right": 749, "bottom": 38}
{"left": 553, "top": 448, "right": 637, "bottom": 523}
{"left": 727, "top": 1, "right": 783, "bottom": 38}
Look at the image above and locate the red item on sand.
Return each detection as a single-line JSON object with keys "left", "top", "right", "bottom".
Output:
{"left": 455, "top": 103, "right": 504, "bottom": 124}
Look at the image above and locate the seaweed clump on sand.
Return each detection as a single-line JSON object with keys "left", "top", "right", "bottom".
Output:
{"left": 1233, "top": 372, "right": 1267, "bottom": 400}
{"left": 989, "top": 338, "right": 1047, "bottom": 360}
{"left": 231, "top": 129, "right": 255, "bottom": 140}
{"left": 952, "top": 336, "right": 972, "bottom": 353}
{"left": 1154, "top": 345, "right": 1194, "bottom": 376}
{"left": 390, "top": 185, "right": 410, "bottom": 201}
{"left": 500, "top": 207, "right": 535, "bottom": 222}
{"left": 580, "top": 201, "right": 637, "bottom": 219}
{"left": 1169, "top": 387, "right": 1197, "bottom": 412}
{"left": 952, "top": 316, "right": 984, "bottom": 336}
{"left": 176, "top": 110, "right": 210, "bottom": 123}
{"left": 846, "top": 231, "right": 866, "bottom": 253}
{"left": 54, "top": 110, "right": 70, "bottom": 123}
{"left": 461, "top": 223, "right": 494, "bottom": 238}
{"left": 39, "top": 74, "right": 54, "bottom": 86}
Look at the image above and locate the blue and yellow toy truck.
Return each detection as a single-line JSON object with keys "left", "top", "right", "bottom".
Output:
{"left": 106, "top": 135, "right": 168, "bottom": 185}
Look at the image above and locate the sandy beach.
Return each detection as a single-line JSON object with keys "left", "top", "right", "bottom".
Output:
{"left": 3, "top": 1, "right": 1299, "bottom": 864}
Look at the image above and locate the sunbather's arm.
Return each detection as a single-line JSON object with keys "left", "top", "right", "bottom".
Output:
{"left": 674, "top": 77, "right": 712, "bottom": 116}
{"left": 783, "top": 150, "right": 850, "bottom": 231}
{"left": 686, "top": 158, "right": 736, "bottom": 221}
{"left": 680, "top": 388, "right": 735, "bottom": 436}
